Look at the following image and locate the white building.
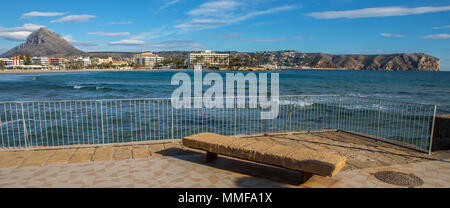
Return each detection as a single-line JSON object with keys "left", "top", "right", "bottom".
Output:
{"left": 189, "top": 50, "right": 229, "bottom": 66}
{"left": 134, "top": 52, "right": 164, "bottom": 68}
{"left": 32, "top": 57, "right": 49, "bottom": 67}
{"left": 0, "top": 58, "right": 13, "bottom": 66}
{"left": 7, "top": 57, "right": 24, "bottom": 66}
{"left": 92, "top": 57, "right": 113, "bottom": 65}
{"left": 72, "top": 57, "right": 91, "bottom": 67}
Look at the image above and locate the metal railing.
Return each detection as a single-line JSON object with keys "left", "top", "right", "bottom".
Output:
{"left": 0, "top": 95, "right": 437, "bottom": 153}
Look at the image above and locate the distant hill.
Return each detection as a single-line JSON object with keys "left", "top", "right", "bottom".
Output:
{"left": 142, "top": 51, "right": 440, "bottom": 71}
{"left": 86, "top": 52, "right": 136, "bottom": 58}
{"left": 1, "top": 27, "right": 84, "bottom": 57}
{"left": 300, "top": 52, "right": 440, "bottom": 71}
{"left": 0, "top": 28, "right": 440, "bottom": 71}
{"left": 245, "top": 51, "right": 440, "bottom": 71}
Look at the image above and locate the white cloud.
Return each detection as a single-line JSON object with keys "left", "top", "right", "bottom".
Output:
{"left": 295, "top": 36, "right": 312, "bottom": 40}
{"left": 175, "top": 19, "right": 228, "bottom": 30}
{"left": 1, "top": 24, "right": 45, "bottom": 32}
{"left": 63, "top": 35, "right": 97, "bottom": 47}
{"left": 232, "top": 5, "right": 295, "bottom": 22}
{"left": 0, "top": 46, "right": 8, "bottom": 53}
{"left": 108, "top": 21, "right": 134, "bottom": 25}
{"left": 0, "top": 23, "right": 44, "bottom": 41}
{"left": 176, "top": 2, "right": 296, "bottom": 31}
{"left": 245, "top": 37, "right": 288, "bottom": 42}
{"left": 214, "top": 32, "right": 242, "bottom": 39}
{"left": 51, "top": 15, "right": 96, "bottom": 23}
{"left": 421, "top": 34, "right": 450, "bottom": 39}
{"left": 156, "top": 0, "right": 180, "bottom": 13}
{"left": 0, "top": 31, "right": 32, "bottom": 41}
{"left": 109, "top": 39, "right": 149, "bottom": 46}
{"left": 129, "top": 26, "right": 174, "bottom": 40}
{"left": 188, "top": 0, "right": 240, "bottom": 17}
{"left": 108, "top": 38, "right": 206, "bottom": 50}
{"left": 21, "top": 11, "right": 66, "bottom": 18}
{"left": 88, "top": 32, "right": 131, "bottom": 37}
{"left": 380, "top": 33, "right": 406, "bottom": 38}
{"left": 432, "top": 25, "right": 450, "bottom": 29}
{"left": 307, "top": 6, "right": 450, "bottom": 19}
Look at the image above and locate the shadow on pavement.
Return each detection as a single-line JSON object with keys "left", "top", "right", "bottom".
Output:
{"left": 156, "top": 147, "right": 303, "bottom": 187}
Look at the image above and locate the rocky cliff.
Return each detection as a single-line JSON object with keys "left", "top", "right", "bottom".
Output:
{"left": 305, "top": 53, "right": 440, "bottom": 71}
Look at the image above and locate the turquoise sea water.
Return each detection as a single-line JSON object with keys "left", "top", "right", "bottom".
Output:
{"left": 0, "top": 70, "right": 449, "bottom": 114}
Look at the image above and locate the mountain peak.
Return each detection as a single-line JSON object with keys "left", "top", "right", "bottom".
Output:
{"left": 1, "top": 28, "right": 84, "bottom": 58}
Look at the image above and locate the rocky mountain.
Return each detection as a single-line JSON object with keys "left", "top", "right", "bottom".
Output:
{"left": 1, "top": 27, "right": 84, "bottom": 57}
{"left": 229, "top": 51, "right": 440, "bottom": 71}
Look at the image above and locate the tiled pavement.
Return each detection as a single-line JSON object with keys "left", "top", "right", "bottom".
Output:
{"left": 1, "top": 133, "right": 450, "bottom": 188}
{"left": 0, "top": 153, "right": 449, "bottom": 188}
{"left": 0, "top": 141, "right": 184, "bottom": 169}
{"left": 303, "top": 160, "right": 450, "bottom": 188}
{"left": 0, "top": 154, "right": 296, "bottom": 188}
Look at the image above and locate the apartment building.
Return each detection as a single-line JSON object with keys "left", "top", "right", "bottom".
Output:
{"left": 49, "top": 57, "right": 67, "bottom": 66}
{"left": 189, "top": 50, "right": 229, "bottom": 66}
{"left": 32, "top": 57, "right": 49, "bottom": 67}
{"left": 134, "top": 52, "right": 164, "bottom": 67}
{"left": 72, "top": 57, "right": 91, "bottom": 67}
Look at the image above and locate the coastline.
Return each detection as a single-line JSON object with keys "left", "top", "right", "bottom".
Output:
{"left": 0, "top": 68, "right": 284, "bottom": 74}
{"left": 0, "top": 68, "right": 190, "bottom": 74}
{"left": 0, "top": 68, "right": 443, "bottom": 74}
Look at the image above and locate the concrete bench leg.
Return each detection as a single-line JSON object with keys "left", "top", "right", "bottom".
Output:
{"left": 206, "top": 151, "right": 218, "bottom": 163}
{"left": 301, "top": 172, "right": 313, "bottom": 183}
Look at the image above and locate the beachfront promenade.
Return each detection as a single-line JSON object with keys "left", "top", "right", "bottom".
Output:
{"left": 0, "top": 95, "right": 447, "bottom": 188}
{"left": 1, "top": 131, "right": 449, "bottom": 188}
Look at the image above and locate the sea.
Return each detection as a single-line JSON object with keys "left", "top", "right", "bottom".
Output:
{"left": 1, "top": 69, "right": 449, "bottom": 114}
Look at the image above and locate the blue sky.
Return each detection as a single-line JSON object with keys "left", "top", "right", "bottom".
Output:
{"left": 0, "top": 0, "right": 449, "bottom": 70}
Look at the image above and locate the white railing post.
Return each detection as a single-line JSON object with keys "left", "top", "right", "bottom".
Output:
{"left": 337, "top": 95, "right": 342, "bottom": 130}
{"left": 171, "top": 100, "right": 174, "bottom": 142}
{"left": 376, "top": 99, "right": 382, "bottom": 140}
{"left": 100, "top": 100, "right": 105, "bottom": 144}
{"left": 20, "top": 102, "right": 29, "bottom": 150}
{"left": 234, "top": 97, "right": 237, "bottom": 136}
{"left": 428, "top": 105, "right": 437, "bottom": 155}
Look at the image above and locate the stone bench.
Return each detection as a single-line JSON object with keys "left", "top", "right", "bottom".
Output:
{"left": 182, "top": 133, "right": 347, "bottom": 183}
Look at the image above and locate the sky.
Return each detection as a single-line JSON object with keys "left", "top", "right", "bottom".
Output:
{"left": 0, "top": 0, "right": 449, "bottom": 70}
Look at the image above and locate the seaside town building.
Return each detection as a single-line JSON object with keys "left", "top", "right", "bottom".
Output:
{"left": 49, "top": 57, "right": 67, "bottom": 66}
{"left": 112, "top": 60, "right": 128, "bottom": 66}
{"left": 92, "top": 57, "right": 113, "bottom": 65}
{"left": 9, "top": 56, "right": 24, "bottom": 65}
{"left": 32, "top": 57, "right": 49, "bottom": 67}
{"left": 70, "top": 57, "right": 91, "bottom": 67}
{"left": 0, "top": 58, "right": 13, "bottom": 67}
{"left": 134, "top": 52, "right": 164, "bottom": 68}
{"left": 189, "top": 50, "right": 229, "bottom": 66}
{"left": 48, "top": 58, "right": 67, "bottom": 70}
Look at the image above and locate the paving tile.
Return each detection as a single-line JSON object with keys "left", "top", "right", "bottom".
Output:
{"left": 92, "top": 146, "right": 113, "bottom": 162}
{"left": 164, "top": 142, "right": 182, "bottom": 149}
{"left": 113, "top": 146, "right": 131, "bottom": 160}
{"left": 132, "top": 145, "right": 150, "bottom": 159}
{"left": 47, "top": 149, "right": 76, "bottom": 165}
{"left": 68, "top": 148, "right": 95, "bottom": 163}
{"left": 0, "top": 151, "right": 32, "bottom": 168}
{"left": 20, "top": 150, "right": 56, "bottom": 167}
{"left": 148, "top": 143, "right": 165, "bottom": 157}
